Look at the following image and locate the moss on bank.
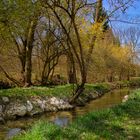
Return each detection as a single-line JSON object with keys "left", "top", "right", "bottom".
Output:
{"left": 12, "top": 90, "right": 140, "bottom": 140}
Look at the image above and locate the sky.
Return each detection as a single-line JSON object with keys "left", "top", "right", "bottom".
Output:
{"left": 103, "top": 0, "right": 140, "bottom": 30}
{"left": 101, "top": 0, "right": 140, "bottom": 49}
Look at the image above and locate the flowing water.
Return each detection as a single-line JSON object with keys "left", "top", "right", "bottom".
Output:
{"left": 0, "top": 88, "right": 136, "bottom": 139}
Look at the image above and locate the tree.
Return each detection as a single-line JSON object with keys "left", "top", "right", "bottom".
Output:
{"left": 0, "top": 0, "right": 136, "bottom": 100}
{"left": 116, "top": 27, "right": 140, "bottom": 79}
{"left": 38, "top": 0, "right": 135, "bottom": 103}
{"left": 0, "top": 0, "right": 41, "bottom": 86}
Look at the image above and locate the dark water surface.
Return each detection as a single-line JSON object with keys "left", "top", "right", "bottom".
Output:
{"left": 0, "top": 88, "right": 135, "bottom": 139}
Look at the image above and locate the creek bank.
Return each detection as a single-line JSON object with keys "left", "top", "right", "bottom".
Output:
{"left": 0, "top": 84, "right": 110, "bottom": 123}
{"left": 0, "top": 82, "right": 133, "bottom": 123}
{"left": 12, "top": 90, "right": 140, "bottom": 140}
{"left": 0, "top": 96, "right": 74, "bottom": 122}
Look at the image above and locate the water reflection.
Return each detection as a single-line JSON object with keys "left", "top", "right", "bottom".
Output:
{"left": 53, "top": 117, "right": 69, "bottom": 127}
{"left": 72, "top": 88, "right": 131, "bottom": 115}
{"left": 0, "top": 88, "right": 134, "bottom": 139}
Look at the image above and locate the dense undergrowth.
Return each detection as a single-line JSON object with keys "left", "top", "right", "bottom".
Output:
{"left": 12, "top": 90, "right": 140, "bottom": 140}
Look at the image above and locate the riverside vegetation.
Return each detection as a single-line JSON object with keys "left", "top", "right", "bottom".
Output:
{"left": 0, "top": 0, "right": 140, "bottom": 139}
{"left": 0, "top": 80, "right": 139, "bottom": 122}
{"left": 0, "top": 84, "right": 110, "bottom": 122}
{"left": 12, "top": 90, "right": 140, "bottom": 140}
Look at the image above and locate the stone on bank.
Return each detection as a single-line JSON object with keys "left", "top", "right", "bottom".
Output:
{"left": 0, "top": 96, "right": 74, "bottom": 122}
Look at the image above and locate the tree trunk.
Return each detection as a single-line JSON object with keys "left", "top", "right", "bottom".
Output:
{"left": 20, "top": 67, "right": 25, "bottom": 85}
{"left": 69, "top": 0, "right": 103, "bottom": 104}
{"left": 95, "top": 0, "right": 103, "bottom": 23}
{"left": 24, "top": 19, "right": 38, "bottom": 87}
{"left": 20, "top": 46, "right": 26, "bottom": 85}
{"left": 69, "top": 83, "right": 85, "bottom": 104}
{"left": 67, "top": 54, "right": 76, "bottom": 84}
{"left": 0, "top": 65, "right": 21, "bottom": 86}
{"left": 41, "top": 61, "right": 48, "bottom": 85}
{"left": 24, "top": 46, "right": 33, "bottom": 87}
{"left": 127, "top": 69, "right": 130, "bottom": 81}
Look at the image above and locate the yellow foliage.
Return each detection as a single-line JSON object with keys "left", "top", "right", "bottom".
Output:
{"left": 78, "top": 18, "right": 104, "bottom": 50}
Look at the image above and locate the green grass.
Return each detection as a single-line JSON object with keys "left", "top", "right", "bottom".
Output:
{"left": 0, "top": 84, "right": 72, "bottom": 98}
{"left": 0, "top": 84, "right": 110, "bottom": 98}
{"left": 13, "top": 90, "right": 140, "bottom": 140}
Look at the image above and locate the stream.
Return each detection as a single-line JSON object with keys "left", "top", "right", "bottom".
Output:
{"left": 0, "top": 88, "right": 136, "bottom": 139}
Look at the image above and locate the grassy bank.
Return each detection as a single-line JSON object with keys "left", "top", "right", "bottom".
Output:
{"left": 0, "top": 83, "right": 110, "bottom": 98}
{"left": 12, "top": 90, "right": 140, "bottom": 140}
{"left": 0, "top": 79, "right": 139, "bottom": 98}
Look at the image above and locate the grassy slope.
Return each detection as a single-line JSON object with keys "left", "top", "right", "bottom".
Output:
{"left": 0, "top": 83, "right": 110, "bottom": 98}
{"left": 13, "top": 90, "right": 140, "bottom": 140}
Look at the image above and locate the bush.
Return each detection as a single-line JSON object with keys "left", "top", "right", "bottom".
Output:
{"left": 48, "top": 75, "right": 67, "bottom": 85}
{"left": 129, "top": 78, "right": 140, "bottom": 87}
{"left": 0, "top": 80, "right": 12, "bottom": 89}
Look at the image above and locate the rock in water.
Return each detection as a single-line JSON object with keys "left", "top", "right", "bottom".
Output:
{"left": 6, "top": 128, "right": 22, "bottom": 139}
{"left": 122, "top": 95, "right": 129, "bottom": 102}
